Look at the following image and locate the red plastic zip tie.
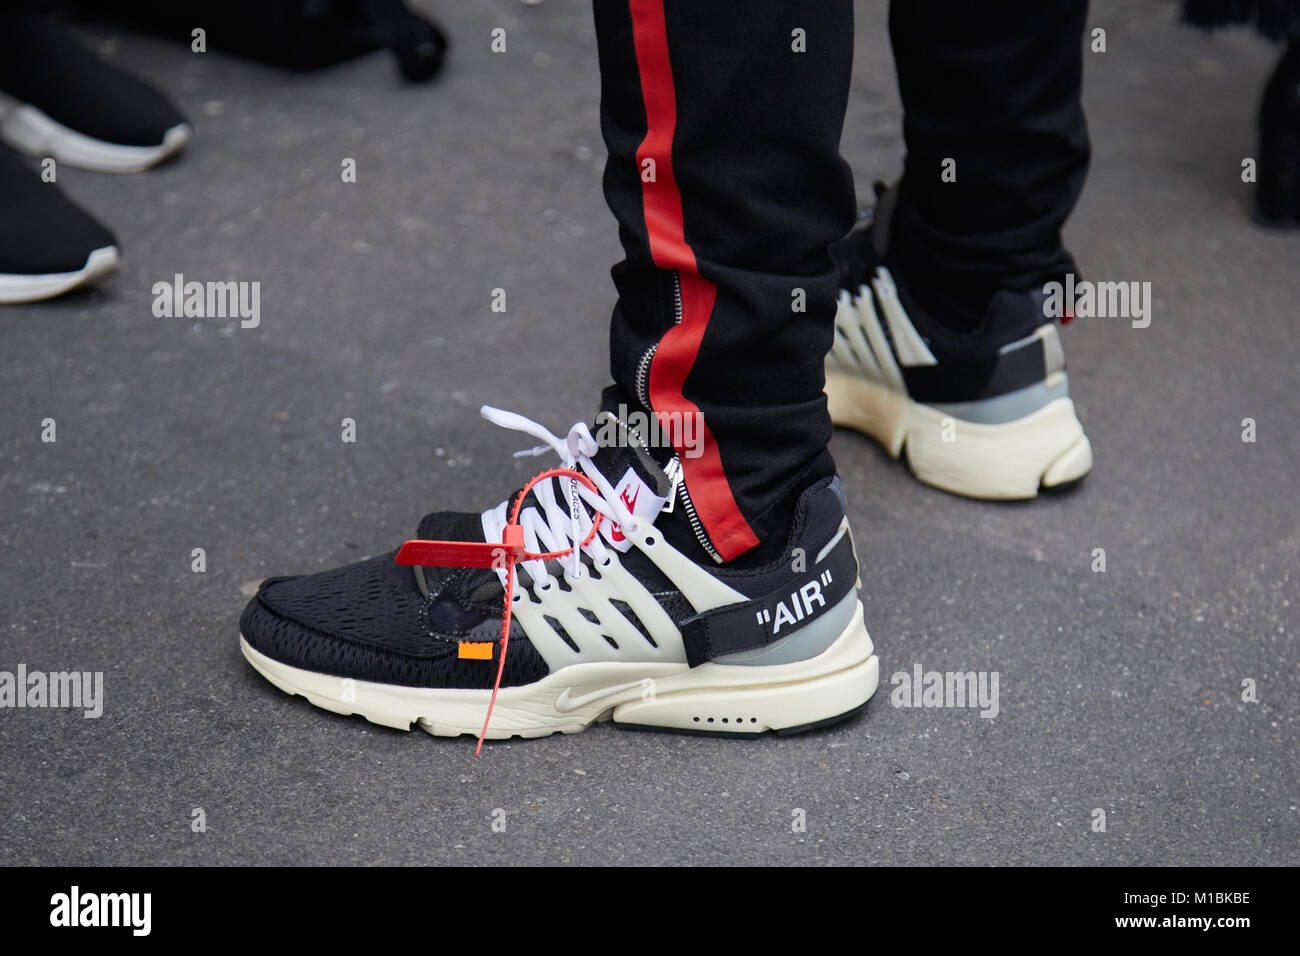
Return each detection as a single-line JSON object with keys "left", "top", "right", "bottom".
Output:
{"left": 395, "top": 467, "right": 603, "bottom": 756}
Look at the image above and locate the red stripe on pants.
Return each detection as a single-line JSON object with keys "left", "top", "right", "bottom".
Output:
{"left": 627, "top": 0, "right": 760, "bottom": 561}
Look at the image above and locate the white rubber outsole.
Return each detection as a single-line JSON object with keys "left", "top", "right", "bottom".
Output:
{"left": 825, "top": 370, "right": 1093, "bottom": 499}
{"left": 0, "top": 246, "right": 120, "bottom": 304}
{"left": 240, "top": 600, "right": 879, "bottom": 740}
{"left": 0, "top": 99, "right": 190, "bottom": 173}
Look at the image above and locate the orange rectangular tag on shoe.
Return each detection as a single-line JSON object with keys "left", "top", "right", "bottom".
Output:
{"left": 394, "top": 537, "right": 523, "bottom": 568}
{"left": 457, "top": 641, "right": 495, "bottom": 660}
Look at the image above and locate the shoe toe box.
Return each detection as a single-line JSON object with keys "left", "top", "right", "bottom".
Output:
{"left": 0, "top": 150, "right": 118, "bottom": 275}
{"left": 238, "top": 553, "right": 547, "bottom": 690}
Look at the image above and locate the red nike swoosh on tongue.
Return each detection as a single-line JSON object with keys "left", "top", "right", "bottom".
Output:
{"left": 609, "top": 485, "right": 641, "bottom": 542}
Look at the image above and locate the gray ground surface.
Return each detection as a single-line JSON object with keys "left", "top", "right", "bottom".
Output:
{"left": 1, "top": 0, "right": 1296, "bottom": 866}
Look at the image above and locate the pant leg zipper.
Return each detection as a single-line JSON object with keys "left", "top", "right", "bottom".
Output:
{"left": 639, "top": 272, "right": 721, "bottom": 562}
{"left": 634, "top": 343, "right": 657, "bottom": 409}
{"left": 668, "top": 456, "right": 722, "bottom": 564}
{"left": 634, "top": 271, "right": 683, "bottom": 408}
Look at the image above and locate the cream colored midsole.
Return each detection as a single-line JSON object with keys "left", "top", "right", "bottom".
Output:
{"left": 239, "top": 599, "right": 878, "bottom": 738}
{"left": 825, "top": 370, "right": 1092, "bottom": 498}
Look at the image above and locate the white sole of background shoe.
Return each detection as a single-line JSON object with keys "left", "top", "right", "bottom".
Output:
{"left": 0, "top": 245, "right": 120, "bottom": 304}
{"left": 826, "top": 370, "right": 1093, "bottom": 499}
{"left": 239, "top": 600, "right": 879, "bottom": 739}
{"left": 0, "top": 98, "right": 190, "bottom": 173}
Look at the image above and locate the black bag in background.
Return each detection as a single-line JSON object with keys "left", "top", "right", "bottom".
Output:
{"left": 58, "top": 0, "right": 449, "bottom": 81}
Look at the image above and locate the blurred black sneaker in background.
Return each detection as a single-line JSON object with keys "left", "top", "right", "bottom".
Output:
{"left": 0, "top": 142, "right": 119, "bottom": 304}
{"left": 0, "top": 12, "right": 189, "bottom": 173}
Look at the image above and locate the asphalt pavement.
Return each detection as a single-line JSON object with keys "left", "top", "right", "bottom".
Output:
{"left": 0, "top": 0, "right": 1295, "bottom": 865}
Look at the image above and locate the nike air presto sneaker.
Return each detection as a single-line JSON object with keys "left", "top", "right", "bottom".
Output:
{"left": 239, "top": 402, "right": 879, "bottom": 741}
{"left": 826, "top": 200, "right": 1093, "bottom": 500}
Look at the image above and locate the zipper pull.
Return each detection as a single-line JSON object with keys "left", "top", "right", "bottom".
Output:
{"left": 661, "top": 457, "right": 682, "bottom": 514}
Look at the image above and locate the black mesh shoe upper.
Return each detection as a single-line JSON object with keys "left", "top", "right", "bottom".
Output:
{"left": 240, "top": 512, "right": 551, "bottom": 692}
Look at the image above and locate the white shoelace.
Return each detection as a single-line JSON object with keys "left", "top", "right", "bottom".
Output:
{"left": 479, "top": 405, "right": 641, "bottom": 585}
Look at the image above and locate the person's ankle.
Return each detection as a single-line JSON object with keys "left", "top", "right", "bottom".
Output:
{"left": 891, "top": 258, "right": 992, "bottom": 333}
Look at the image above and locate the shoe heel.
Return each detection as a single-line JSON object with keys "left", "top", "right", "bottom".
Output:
{"left": 611, "top": 601, "right": 879, "bottom": 736}
{"left": 903, "top": 396, "right": 1091, "bottom": 499}
{"left": 825, "top": 370, "right": 908, "bottom": 457}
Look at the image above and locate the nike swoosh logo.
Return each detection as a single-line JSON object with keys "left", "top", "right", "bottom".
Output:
{"left": 555, "top": 680, "right": 650, "bottom": 713}
{"left": 609, "top": 486, "right": 641, "bottom": 543}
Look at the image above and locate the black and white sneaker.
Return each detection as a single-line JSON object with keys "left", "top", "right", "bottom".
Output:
{"left": 0, "top": 14, "right": 189, "bottom": 174}
{"left": 239, "top": 403, "right": 879, "bottom": 741}
{"left": 826, "top": 200, "right": 1093, "bottom": 500}
{"left": 0, "top": 142, "right": 119, "bottom": 304}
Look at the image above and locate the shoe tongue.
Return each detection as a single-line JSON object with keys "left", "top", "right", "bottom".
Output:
{"left": 507, "top": 396, "right": 678, "bottom": 553}
{"left": 588, "top": 429, "right": 667, "bottom": 496}
{"left": 415, "top": 392, "right": 679, "bottom": 576}
{"left": 506, "top": 388, "right": 677, "bottom": 514}
{"left": 592, "top": 384, "right": 676, "bottom": 485}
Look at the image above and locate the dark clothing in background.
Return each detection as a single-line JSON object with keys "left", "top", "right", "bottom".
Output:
{"left": 1184, "top": 0, "right": 1300, "bottom": 40}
